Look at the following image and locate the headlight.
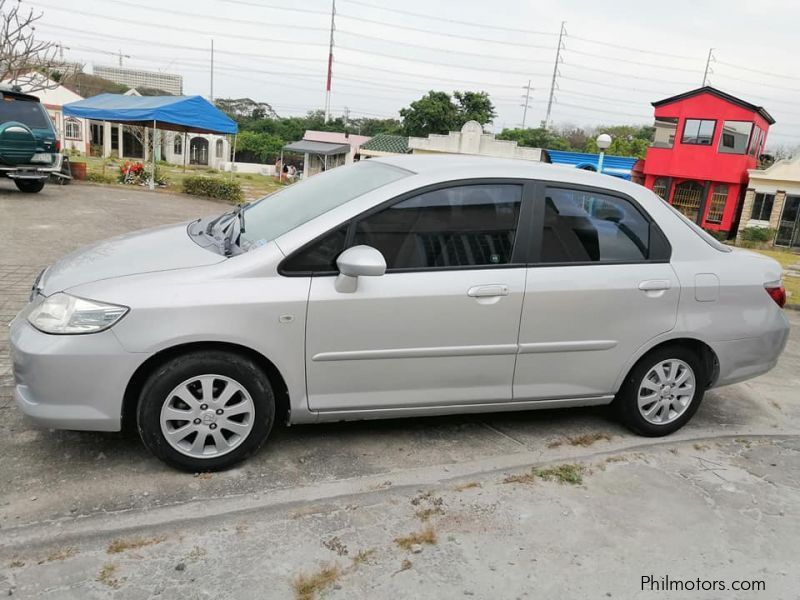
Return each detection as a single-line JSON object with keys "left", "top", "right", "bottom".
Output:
{"left": 27, "top": 293, "right": 129, "bottom": 334}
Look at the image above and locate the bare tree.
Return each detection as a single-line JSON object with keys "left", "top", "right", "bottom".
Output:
{"left": 0, "top": 0, "right": 79, "bottom": 92}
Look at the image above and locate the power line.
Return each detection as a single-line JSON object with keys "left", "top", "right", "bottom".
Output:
{"left": 70, "top": 0, "right": 330, "bottom": 32}
{"left": 215, "top": 0, "right": 329, "bottom": 16}
{"left": 335, "top": 60, "right": 532, "bottom": 90}
{"left": 336, "top": 45, "right": 550, "bottom": 78}
{"left": 563, "top": 46, "right": 703, "bottom": 74}
{"left": 567, "top": 35, "right": 699, "bottom": 61}
{"left": 716, "top": 59, "right": 800, "bottom": 83}
{"left": 38, "top": 25, "right": 326, "bottom": 63}
{"left": 561, "top": 62, "right": 697, "bottom": 87}
{"left": 711, "top": 69, "right": 800, "bottom": 94}
{"left": 336, "top": 29, "right": 554, "bottom": 64}
{"left": 336, "top": 12, "right": 555, "bottom": 49}
{"left": 32, "top": 3, "right": 329, "bottom": 47}
{"left": 338, "top": 0, "right": 558, "bottom": 35}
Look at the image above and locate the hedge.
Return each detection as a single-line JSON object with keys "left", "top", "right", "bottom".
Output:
{"left": 740, "top": 226, "right": 775, "bottom": 243}
{"left": 182, "top": 176, "right": 243, "bottom": 203}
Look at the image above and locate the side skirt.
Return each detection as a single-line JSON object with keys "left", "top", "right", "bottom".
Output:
{"left": 304, "top": 395, "right": 615, "bottom": 424}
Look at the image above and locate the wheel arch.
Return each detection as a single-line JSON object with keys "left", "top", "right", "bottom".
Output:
{"left": 122, "top": 341, "right": 290, "bottom": 432}
{"left": 614, "top": 336, "right": 720, "bottom": 393}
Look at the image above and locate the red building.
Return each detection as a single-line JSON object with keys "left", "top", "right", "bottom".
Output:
{"left": 642, "top": 87, "right": 774, "bottom": 235}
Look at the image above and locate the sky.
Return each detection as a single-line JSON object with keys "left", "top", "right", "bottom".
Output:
{"left": 28, "top": 0, "right": 800, "bottom": 150}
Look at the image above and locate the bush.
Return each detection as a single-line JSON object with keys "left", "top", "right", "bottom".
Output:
{"left": 182, "top": 175, "right": 243, "bottom": 203}
{"left": 703, "top": 228, "right": 728, "bottom": 242}
{"left": 741, "top": 227, "right": 775, "bottom": 243}
{"left": 86, "top": 171, "right": 117, "bottom": 184}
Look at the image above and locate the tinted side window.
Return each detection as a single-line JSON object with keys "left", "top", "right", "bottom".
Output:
{"left": 353, "top": 184, "right": 523, "bottom": 270}
{"left": 541, "top": 188, "right": 650, "bottom": 263}
{"left": 281, "top": 226, "right": 347, "bottom": 273}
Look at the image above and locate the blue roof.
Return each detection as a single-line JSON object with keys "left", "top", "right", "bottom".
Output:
{"left": 547, "top": 149, "right": 638, "bottom": 180}
{"left": 63, "top": 94, "right": 237, "bottom": 135}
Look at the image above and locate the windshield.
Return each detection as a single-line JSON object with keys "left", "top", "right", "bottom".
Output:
{"left": 0, "top": 97, "right": 51, "bottom": 129}
{"left": 240, "top": 160, "right": 411, "bottom": 247}
{"left": 662, "top": 198, "right": 732, "bottom": 252}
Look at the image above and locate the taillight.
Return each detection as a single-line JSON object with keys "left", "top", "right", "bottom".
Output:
{"left": 765, "top": 282, "right": 786, "bottom": 308}
{"left": 55, "top": 139, "right": 61, "bottom": 152}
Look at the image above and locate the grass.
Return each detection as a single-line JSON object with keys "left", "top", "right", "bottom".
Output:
{"left": 97, "top": 563, "right": 123, "bottom": 589}
{"left": 503, "top": 463, "right": 586, "bottom": 486}
{"left": 80, "top": 156, "right": 283, "bottom": 202}
{"left": 38, "top": 547, "right": 78, "bottom": 564}
{"left": 415, "top": 507, "right": 444, "bottom": 521}
{"left": 292, "top": 563, "right": 342, "bottom": 600}
{"left": 351, "top": 549, "right": 376, "bottom": 566}
{"left": 394, "top": 524, "right": 438, "bottom": 550}
{"left": 453, "top": 481, "right": 482, "bottom": 492}
{"left": 749, "top": 247, "right": 800, "bottom": 303}
{"left": 548, "top": 433, "right": 615, "bottom": 449}
{"left": 106, "top": 535, "right": 166, "bottom": 554}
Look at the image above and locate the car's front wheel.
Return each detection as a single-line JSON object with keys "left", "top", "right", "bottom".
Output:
{"left": 615, "top": 345, "right": 705, "bottom": 436}
{"left": 137, "top": 350, "right": 275, "bottom": 471}
{"left": 14, "top": 179, "right": 45, "bottom": 193}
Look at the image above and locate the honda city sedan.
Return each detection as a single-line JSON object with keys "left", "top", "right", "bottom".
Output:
{"left": 9, "top": 156, "right": 790, "bottom": 470}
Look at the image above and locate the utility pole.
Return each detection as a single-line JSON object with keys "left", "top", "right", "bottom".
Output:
{"left": 210, "top": 39, "right": 215, "bottom": 101}
{"left": 343, "top": 106, "right": 350, "bottom": 132}
{"left": 117, "top": 49, "right": 128, "bottom": 66}
{"left": 521, "top": 80, "right": 532, "bottom": 128}
{"left": 324, "top": 0, "right": 336, "bottom": 122}
{"left": 544, "top": 21, "right": 566, "bottom": 129}
{"left": 702, "top": 48, "right": 714, "bottom": 86}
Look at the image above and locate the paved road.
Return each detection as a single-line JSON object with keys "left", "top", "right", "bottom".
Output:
{"left": 1, "top": 181, "right": 798, "bottom": 598}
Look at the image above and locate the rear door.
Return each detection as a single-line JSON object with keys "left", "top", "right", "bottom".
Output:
{"left": 513, "top": 183, "right": 679, "bottom": 400}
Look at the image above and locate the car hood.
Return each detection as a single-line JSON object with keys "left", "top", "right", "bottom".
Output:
{"left": 40, "top": 222, "right": 225, "bottom": 295}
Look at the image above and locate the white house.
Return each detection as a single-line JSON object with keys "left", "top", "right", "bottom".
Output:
{"left": 408, "top": 120, "right": 546, "bottom": 161}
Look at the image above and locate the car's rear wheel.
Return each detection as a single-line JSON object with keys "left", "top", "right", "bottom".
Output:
{"left": 137, "top": 350, "right": 275, "bottom": 471}
{"left": 14, "top": 179, "right": 45, "bottom": 193}
{"left": 615, "top": 345, "right": 705, "bottom": 436}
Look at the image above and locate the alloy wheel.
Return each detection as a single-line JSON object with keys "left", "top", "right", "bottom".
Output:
{"left": 159, "top": 374, "right": 255, "bottom": 458}
{"left": 637, "top": 359, "right": 696, "bottom": 425}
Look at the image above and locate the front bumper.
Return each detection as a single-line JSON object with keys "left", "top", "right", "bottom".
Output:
{"left": 9, "top": 314, "right": 143, "bottom": 432}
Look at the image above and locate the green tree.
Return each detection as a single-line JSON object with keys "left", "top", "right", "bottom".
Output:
{"left": 496, "top": 127, "right": 571, "bottom": 151}
{"left": 400, "top": 90, "right": 496, "bottom": 137}
{"left": 235, "top": 130, "right": 284, "bottom": 163}
{"left": 400, "top": 91, "right": 459, "bottom": 137}
{"left": 453, "top": 91, "right": 496, "bottom": 125}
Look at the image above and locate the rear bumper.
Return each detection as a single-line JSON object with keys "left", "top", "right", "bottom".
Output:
{"left": 0, "top": 154, "right": 63, "bottom": 178}
{"left": 9, "top": 314, "right": 143, "bottom": 432}
{"left": 712, "top": 312, "right": 790, "bottom": 387}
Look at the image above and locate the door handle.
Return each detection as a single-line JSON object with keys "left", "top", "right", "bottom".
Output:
{"left": 638, "top": 279, "right": 671, "bottom": 292}
{"left": 467, "top": 284, "right": 509, "bottom": 298}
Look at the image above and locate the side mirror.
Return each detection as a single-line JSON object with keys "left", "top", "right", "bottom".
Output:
{"left": 335, "top": 245, "right": 386, "bottom": 293}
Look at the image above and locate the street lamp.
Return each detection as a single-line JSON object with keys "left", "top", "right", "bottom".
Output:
{"left": 596, "top": 133, "right": 612, "bottom": 175}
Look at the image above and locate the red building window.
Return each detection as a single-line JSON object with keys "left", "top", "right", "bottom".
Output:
{"left": 672, "top": 181, "right": 705, "bottom": 222}
{"left": 652, "top": 177, "right": 670, "bottom": 200}
{"left": 706, "top": 184, "right": 728, "bottom": 223}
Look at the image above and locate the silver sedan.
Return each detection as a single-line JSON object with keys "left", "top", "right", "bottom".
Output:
{"left": 10, "top": 156, "right": 790, "bottom": 470}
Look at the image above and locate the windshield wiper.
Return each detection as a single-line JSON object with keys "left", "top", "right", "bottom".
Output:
{"left": 223, "top": 204, "right": 246, "bottom": 256}
{"left": 205, "top": 210, "right": 234, "bottom": 235}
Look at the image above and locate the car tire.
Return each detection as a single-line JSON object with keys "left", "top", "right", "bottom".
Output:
{"left": 14, "top": 179, "right": 45, "bottom": 193}
{"left": 137, "top": 350, "right": 275, "bottom": 471}
{"left": 614, "top": 345, "right": 705, "bottom": 437}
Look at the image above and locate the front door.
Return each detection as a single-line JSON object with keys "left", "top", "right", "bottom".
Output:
{"left": 775, "top": 195, "right": 800, "bottom": 248}
{"left": 514, "top": 185, "right": 680, "bottom": 400}
{"left": 302, "top": 182, "right": 529, "bottom": 412}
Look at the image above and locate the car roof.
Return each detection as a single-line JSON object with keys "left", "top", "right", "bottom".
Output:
{"left": 371, "top": 153, "right": 646, "bottom": 198}
{"left": 0, "top": 86, "right": 41, "bottom": 102}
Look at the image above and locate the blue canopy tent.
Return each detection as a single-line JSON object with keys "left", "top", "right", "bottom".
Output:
{"left": 63, "top": 94, "right": 238, "bottom": 189}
